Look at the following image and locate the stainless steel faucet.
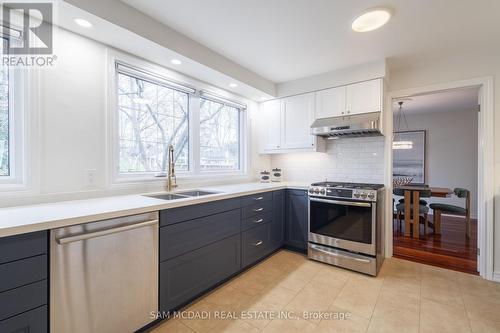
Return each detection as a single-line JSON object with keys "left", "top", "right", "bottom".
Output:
{"left": 167, "top": 144, "right": 177, "bottom": 192}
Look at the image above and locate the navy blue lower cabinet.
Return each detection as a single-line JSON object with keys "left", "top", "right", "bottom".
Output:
{"left": 159, "top": 234, "right": 241, "bottom": 312}
{"left": 285, "top": 189, "right": 309, "bottom": 252}
{"left": 160, "top": 197, "right": 241, "bottom": 226}
{"left": 0, "top": 305, "right": 47, "bottom": 333}
{"left": 0, "top": 255, "right": 48, "bottom": 293}
{"left": 160, "top": 209, "right": 241, "bottom": 261}
{"left": 270, "top": 190, "right": 285, "bottom": 250}
{"left": 0, "top": 280, "right": 47, "bottom": 321}
{"left": 241, "top": 223, "right": 271, "bottom": 267}
{"left": 0, "top": 231, "right": 48, "bottom": 333}
{"left": 0, "top": 231, "right": 47, "bottom": 265}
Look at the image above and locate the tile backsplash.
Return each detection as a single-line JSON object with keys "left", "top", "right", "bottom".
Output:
{"left": 270, "top": 137, "right": 385, "bottom": 184}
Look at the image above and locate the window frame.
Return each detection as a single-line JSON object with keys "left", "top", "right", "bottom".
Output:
{"left": 0, "top": 37, "right": 27, "bottom": 189}
{"left": 108, "top": 53, "right": 247, "bottom": 185}
{"left": 197, "top": 95, "right": 245, "bottom": 175}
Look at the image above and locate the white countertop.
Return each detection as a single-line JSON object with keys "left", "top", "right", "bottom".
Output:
{"left": 0, "top": 182, "right": 309, "bottom": 238}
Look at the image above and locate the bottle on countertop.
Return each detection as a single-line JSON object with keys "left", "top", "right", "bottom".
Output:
{"left": 271, "top": 168, "right": 282, "bottom": 182}
{"left": 260, "top": 170, "right": 271, "bottom": 183}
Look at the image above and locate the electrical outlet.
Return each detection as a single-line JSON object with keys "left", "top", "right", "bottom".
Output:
{"left": 83, "top": 169, "right": 97, "bottom": 189}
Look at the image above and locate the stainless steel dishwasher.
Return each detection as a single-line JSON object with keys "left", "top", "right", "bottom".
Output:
{"left": 50, "top": 212, "right": 159, "bottom": 333}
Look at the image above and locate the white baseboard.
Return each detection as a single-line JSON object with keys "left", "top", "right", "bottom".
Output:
{"left": 492, "top": 271, "right": 500, "bottom": 283}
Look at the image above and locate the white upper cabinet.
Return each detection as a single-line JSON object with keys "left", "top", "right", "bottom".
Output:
{"left": 346, "top": 79, "right": 382, "bottom": 115}
{"left": 315, "top": 86, "right": 346, "bottom": 119}
{"left": 261, "top": 100, "right": 281, "bottom": 151}
{"left": 281, "top": 93, "right": 315, "bottom": 149}
{"left": 259, "top": 78, "right": 384, "bottom": 154}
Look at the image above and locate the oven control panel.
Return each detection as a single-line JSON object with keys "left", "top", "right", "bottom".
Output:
{"left": 308, "top": 187, "right": 377, "bottom": 202}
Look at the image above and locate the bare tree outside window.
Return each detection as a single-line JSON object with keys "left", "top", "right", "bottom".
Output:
{"left": 199, "top": 98, "right": 240, "bottom": 171}
{"left": 117, "top": 72, "right": 189, "bottom": 173}
{"left": 0, "top": 38, "right": 9, "bottom": 176}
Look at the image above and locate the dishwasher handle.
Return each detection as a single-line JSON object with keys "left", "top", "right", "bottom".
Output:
{"left": 56, "top": 219, "right": 158, "bottom": 245}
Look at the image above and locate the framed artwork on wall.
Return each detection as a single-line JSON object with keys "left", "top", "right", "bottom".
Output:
{"left": 393, "top": 130, "right": 426, "bottom": 184}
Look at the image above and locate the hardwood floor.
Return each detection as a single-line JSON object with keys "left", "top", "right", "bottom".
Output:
{"left": 393, "top": 214, "right": 478, "bottom": 274}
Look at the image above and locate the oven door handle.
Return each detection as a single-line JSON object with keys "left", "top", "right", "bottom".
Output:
{"left": 310, "top": 244, "right": 371, "bottom": 263}
{"left": 309, "top": 197, "right": 372, "bottom": 208}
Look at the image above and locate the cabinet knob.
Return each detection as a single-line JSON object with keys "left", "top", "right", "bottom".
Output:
{"left": 347, "top": 110, "right": 351, "bottom": 114}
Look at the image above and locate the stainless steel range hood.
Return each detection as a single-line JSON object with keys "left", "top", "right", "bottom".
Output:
{"left": 310, "top": 112, "right": 382, "bottom": 138}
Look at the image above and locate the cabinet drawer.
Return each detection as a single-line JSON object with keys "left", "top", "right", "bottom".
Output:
{"left": 0, "top": 255, "right": 47, "bottom": 293}
{"left": 242, "top": 223, "right": 271, "bottom": 267}
{"left": 160, "top": 209, "right": 241, "bottom": 261}
{"left": 241, "top": 212, "right": 272, "bottom": 232}
{"left": 0, "top": 231, "right": 47, "bottom": 265}
{"left": 0, "top": 280, "right": 47, "bottom": 320}
{"left": 0, "top": 305, "right": 47, "bottom": 333}
{"left": 160, "top": 234, "right": 241, "bottom": 311}
{"left": 241, "top": 201, "right": 272, "bottom": 220}
{"left": 241, "top": 192, "right": 273, "bottom": 207}
{"left": 160, "top": 198, "right": 241, "bottom": 226}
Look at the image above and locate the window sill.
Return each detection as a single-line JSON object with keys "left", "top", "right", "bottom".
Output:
{"left": 110, "top": 172, "right": 253, "bottom": 191}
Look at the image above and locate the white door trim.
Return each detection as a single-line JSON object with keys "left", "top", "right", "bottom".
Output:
{"left": 384, "top": 76, "right": 495, "bottom": 280}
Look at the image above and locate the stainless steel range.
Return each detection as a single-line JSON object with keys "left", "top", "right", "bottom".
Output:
{"left": 307, "top": 182, "right": 385, "bottom": 276}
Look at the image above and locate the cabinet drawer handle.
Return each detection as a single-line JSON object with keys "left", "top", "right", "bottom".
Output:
{"left": 253, "top": 218, "right": 264, "bottom": 224}
{"left": 253, "top": 196, "right": 264, "bottom": 200}
{"left": 252, "top": 240, "right": 263, "bottom": 246}
{"left": 253, "top": 207, "right": 264, "bottom": 212}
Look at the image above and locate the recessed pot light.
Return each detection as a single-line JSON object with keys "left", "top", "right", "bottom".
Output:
{"left": 229, "top": 83, "right": 238, "bottom": 88}
{"left": 171, "top": 59, "right": 182, "bottom": 65}
{"left": 352, "top": 7, "right": 392, "bottom": 32}
{"left": 74, "top": 18, "right": 93, "bottom": 28}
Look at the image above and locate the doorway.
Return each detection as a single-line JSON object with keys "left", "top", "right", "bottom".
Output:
{"left": 384, "top": 77, "right": 495, "bottom": 280}
{"left": 391, "top": 88, "right": 479, "bottom": 274}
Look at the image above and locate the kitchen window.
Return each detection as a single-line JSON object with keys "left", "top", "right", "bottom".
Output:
{"left": 116, "top": 63, "right": 191, "bottom": 175}
{"left": 112, "top": 59, "right": 246, "bottom": 182}
{"left": 199, "top": 98, "right": 240, "bottom": 171}
{"left": 0, "top": 39, "right": 9, "bottom": 178}
{"left": 0, "top": 36, "right": 26, "bottom": 189}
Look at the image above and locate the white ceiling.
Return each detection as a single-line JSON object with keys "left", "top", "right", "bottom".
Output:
{"left": 120, "top": 0, "right": 500, "bottom": 83}
{"left": 393, "top": 87, "right": 480, "bottom": 115}
{"left": 57, "top": 2, "right": 275, "bottom": 101}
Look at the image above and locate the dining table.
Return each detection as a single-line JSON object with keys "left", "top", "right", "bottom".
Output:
{"left": 396, "top": 185, "right": 453, "bottom": 238}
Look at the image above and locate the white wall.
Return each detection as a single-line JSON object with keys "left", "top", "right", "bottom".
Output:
{"left": 276, "top": 60, "right": 387, "bottom": 97}
{"left": 388, "top": 53, "right": 500, "bottom": 276}
{"left": 0, "top": 27, "right": 268, "bottom": 207}
{"left": 270, "top": 137, "right": 385, "bottom": 184}
{"left": 393, "top": 109, "right": 478, "bottom": 216}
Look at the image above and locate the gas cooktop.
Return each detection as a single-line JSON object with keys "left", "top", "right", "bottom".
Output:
{"left": 310, "top": 182, "right": 384, "bottom": 190}
{"left": 308, "top": 182, "right": 384, "bottom": 201}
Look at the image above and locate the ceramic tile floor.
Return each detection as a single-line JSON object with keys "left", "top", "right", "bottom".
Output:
{"left": 150, "top": 250, "right": 500, "bottom": 333}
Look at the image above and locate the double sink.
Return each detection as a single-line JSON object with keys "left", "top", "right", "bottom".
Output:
{"left": 145, "top": 190, "right": 221, "bottom": 201}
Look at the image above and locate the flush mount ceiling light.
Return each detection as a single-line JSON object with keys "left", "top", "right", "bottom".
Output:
{"left": 74, "top": 18, "right": 93, "bottom": 28}
{"left": 171, "top": 59, "right": 182, "bottom": 65}
{"left": 229, "top": 83, "right": 238, "bottom": 88}
{"left": 352, "top": 7, "right": 392, "bottom": 32}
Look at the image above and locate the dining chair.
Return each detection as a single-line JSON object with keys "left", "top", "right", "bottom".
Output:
{"left": 429, "top": 188, "right": 471, "bottom": 238}
{"left": 394, "top": 188, "right": 432, "bottom": 236}
{"left": 394, "top": 184, "right": 429, "bottom": 205}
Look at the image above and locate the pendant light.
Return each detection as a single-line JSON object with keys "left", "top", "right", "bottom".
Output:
{"left": 393, "top": 100, "right": 413, "bottom": 150}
